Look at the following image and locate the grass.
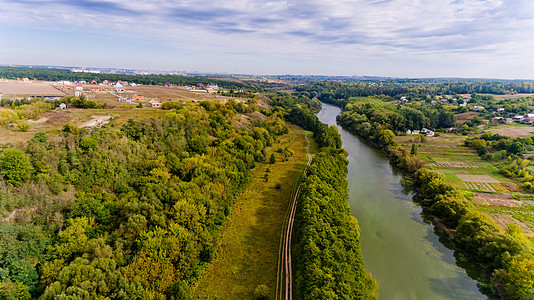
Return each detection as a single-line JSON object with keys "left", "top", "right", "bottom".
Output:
{"left": 191, "top": 125, "right": 312, "bottom": 299}
{"left": 397, "top": 133, "right": 534, "bottom": 232}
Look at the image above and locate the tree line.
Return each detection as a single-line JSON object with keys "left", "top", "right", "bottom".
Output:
{"left": 331, "top": 98, "right": 534, "bottom": 299}
{"left": 289, "top": 104, "right": 378, "bottom": 299}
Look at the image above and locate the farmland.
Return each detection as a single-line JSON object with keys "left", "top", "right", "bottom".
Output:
{"left": 396, "top": 134, "right": 534, "bottom": 237}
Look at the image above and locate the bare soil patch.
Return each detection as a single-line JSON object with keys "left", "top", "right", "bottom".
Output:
{"left": 78, "top": 115, "right": 112, "bottom": 128}
{"left": 489, "top": 126, "right": 534, "bottom": 138}
{"left": 473, "top": 192, "right": 522, "bottom": 207}
{"left": 488, "top": 213, "right": 534, "bottom": 234}
{"left": 457, "top": 174, "right": 500, "bottom": 183}
{"left": 501, "top": 182, "right": 521, "bottom": 192}
{"left": 0, "top": 82, "right": 64, "bottom": 97}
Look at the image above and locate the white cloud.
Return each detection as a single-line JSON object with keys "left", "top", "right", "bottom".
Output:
{"left": 1, "top": 0, "right": 534, "bottom": 77}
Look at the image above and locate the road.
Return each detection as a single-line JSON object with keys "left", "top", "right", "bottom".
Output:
{"left": 275, "top": 132, "right": 313, "bottom": 300}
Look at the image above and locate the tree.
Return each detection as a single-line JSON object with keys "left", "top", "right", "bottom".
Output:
{"left": 410, "top": 144, "right": 418, "bottom": 155}
{"left": 269, "top": 153, "right": 276, "bottom": 164}
{"left": 0, "top": 148, "right": 32, "bottom": 186}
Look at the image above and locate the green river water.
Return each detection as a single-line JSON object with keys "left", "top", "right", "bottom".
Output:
{"left": 316, "top": 103, "right": 485, "bottom": 300}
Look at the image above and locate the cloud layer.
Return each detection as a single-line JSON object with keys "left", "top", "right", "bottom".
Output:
{"left": 2, "top": 0, "right": 534, "bottom": 77}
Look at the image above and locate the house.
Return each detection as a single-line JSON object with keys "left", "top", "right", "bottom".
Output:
{"left": 75, "top": 84, "right": 83, "bottom": 91}
{"left": 472, "top": 106, "right": 485, "bottom": 111}
{"left": 513, "top": 115, "right": 525, "bottom": 122}
{"left": 497, "top": 108, "right": 505, "bottom": 113}
{"left": 505, "top": 118, "right": 513, "bottom": 123}
{"left": 149, "top": 99, "right": 161, "bottom": 108}
{"left": 524, "top": 114, "right": 534, "bottom": 123}
{"left": 421, "top": 128, "right": 435, "bottom": 137}
{"left": 115, "top": 88, "right": 125, "bottom": 93}
{"left": 132, "top": 94, "right": 145, "bottom": 100}
{"left": 459, "top": 101, "right": 467, "bottom": 107}
{"left": 491, "top": 117, "right": 504, "bottom": 123}
{"left": 21, "top": 78, "right": 30, "bottom": 83}
{"left": 406, "top": 130, "right": 412, "bottom": 135}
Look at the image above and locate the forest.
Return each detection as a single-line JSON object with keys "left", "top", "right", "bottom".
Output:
{"left": 0, "top": 100, "right": 289, "bottom": 299}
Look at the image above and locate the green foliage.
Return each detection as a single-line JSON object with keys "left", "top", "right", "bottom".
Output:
{"left": 0, "top": 148, "right": 32, "bottom": 186}
{"left": 294, "top": 149, "right": 378, "bottom": 299}
{"left": 253, "top": 284, "right": 269, "bottom": 300}
{"left": 0, "top": 223, "right": 48, "bottom": 297}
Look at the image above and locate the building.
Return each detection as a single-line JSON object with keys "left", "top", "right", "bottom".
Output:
{"left": 149, "top": 99, "right": 161, "bottom": 108}
{"left": 472, "top": 106, "right": 485, "bottom": 111}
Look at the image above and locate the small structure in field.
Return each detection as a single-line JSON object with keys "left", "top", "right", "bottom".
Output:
{"left": 149, "top": 99, "right": 161, "bottom": 108}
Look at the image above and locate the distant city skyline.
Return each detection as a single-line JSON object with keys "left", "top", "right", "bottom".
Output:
{"left": 1, "top": 0, "right": 534, "bottom": 79}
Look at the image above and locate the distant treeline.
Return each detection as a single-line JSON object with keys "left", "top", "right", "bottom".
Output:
{"left": 296, "top": 81, "right": 534, "bottom": 102}
{"left": 288, "top": 105, "right": 378, "bottom": 299}
{"left": 0, "top": 66, "right": 248, "bottom": 89}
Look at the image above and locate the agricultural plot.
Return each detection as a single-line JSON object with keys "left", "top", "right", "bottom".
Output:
{"left": 434, "top": 161, "right": 477, "bottom": 168}
{"left": 456, "top": 174, "right": 500, "bottom": 183}
{"left": 488, "top": 212, "right": 534, "bottom": 235}
{"left": 0, "top": 82, "right": 65, "bottom": 97}
{"left": 472, "top": 192, "right": 522, "bottom": 208}
{"left": 464, "top": 182, "right": 496, "bottom": 192}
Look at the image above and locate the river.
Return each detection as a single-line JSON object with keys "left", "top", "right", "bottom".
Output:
{"left": 316, "top": 103, "right": 485, "bottom": 300}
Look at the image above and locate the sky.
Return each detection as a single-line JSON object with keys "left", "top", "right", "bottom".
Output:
{"left": 1, "top": 0, "right": 534, "bottom": 79}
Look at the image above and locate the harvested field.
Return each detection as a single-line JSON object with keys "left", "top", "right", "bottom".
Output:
{"left": 434, "top": 161, "right": 477, "bottom": 168}
{"left": 489, "top": 126, "right": 534, "bottom": 138}
{"left": 457, "top": 174, "right": 500, "bottom": 183}
{"left": 488, "top": 213, "right": 534, "bottom": 234}
{"left": 473, "top": 192, "right": 522, "bottom": 207}
{"left": 464, "top": 182, "right": 496, "bottom": 192}
{"left": 0, "top": 82, "right": 64, "bottom": 96}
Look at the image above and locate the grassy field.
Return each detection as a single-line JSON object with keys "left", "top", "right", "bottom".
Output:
{"left": 396, "top": 134, "right": 534, "bottom": 236}
{"left": 191, "top": 125, "right": 313, "bottom": 299}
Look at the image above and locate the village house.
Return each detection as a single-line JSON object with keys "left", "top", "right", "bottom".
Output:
{"left": 472, "top": 105, "right": 485, "bottom": 111}
{"left": 149, "top": 99, "right": 161, "bottom": 108}
{"left": 524, "top": 114, "right": 534, "bottom": 123}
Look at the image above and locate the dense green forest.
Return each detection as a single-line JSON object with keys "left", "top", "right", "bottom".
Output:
{"left": 0, "top": 66, "right": 248, "bottom": 89}
{"left": 296, "top": 81, "right": 534, "bottom": 103}
{"left": 0, "top": 100, "right": 289, "bottom": 299}
{"left": 288, "top": 105, "right": 378, "bottom": 299}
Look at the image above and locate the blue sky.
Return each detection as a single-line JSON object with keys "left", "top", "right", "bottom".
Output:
{"left": 1, "top": 0, "right": 534, "bottom": 78}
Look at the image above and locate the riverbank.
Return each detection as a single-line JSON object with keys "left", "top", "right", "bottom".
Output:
{"left": 333, "top": 101, "right": 534, "bottom": 299}
{"left": 318, "top": 103, "right": 485, "bottom": 299}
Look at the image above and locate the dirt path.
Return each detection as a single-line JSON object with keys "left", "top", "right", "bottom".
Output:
{"left": 276, "top": 132, "right": 312, "bottom": 300}
{"left": 78, "top": 115, "right": 112, "bottom": 128}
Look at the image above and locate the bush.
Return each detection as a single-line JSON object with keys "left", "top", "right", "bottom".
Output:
{"left": 0, "top": 148, "right": 32, "bottom": 186}
{"left": 254, "top": 284, "right": 269, "bottom": 300}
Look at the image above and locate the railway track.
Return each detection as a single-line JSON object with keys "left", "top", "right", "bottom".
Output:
{"left": 275, "top": 132, "right": 313, "bottom": 300}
